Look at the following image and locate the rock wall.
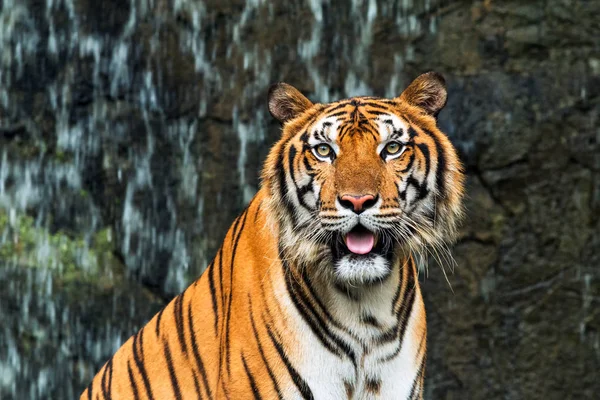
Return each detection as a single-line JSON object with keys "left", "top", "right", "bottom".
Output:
{"left": 0, "top": 0, "right": 598, "bottom": 398}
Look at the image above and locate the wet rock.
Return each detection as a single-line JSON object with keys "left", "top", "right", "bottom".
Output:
{"left": 0, "top": 264, "right": 164, "bottom": 399}
{"left": 0, "top": 0, "right": 599, "bottom": 398}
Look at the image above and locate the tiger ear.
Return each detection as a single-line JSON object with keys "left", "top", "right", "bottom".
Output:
{"left": 399, "top": 72, "right": 447, "bottom": 116}
{"left": 268, "top": 83, "right": 313, "bottom": 123}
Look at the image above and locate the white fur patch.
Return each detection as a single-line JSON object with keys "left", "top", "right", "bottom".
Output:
{"left": 310, "top": 117, "right": 342, "bottom": 143}
{"left": 375, "top": 114, "right": 410, "bottom": 143}
{"left": 335, "top": 254, "right": 390, "bottom": 284}
{"left": 280, "top": 259, "right": 426, "bottom": 400}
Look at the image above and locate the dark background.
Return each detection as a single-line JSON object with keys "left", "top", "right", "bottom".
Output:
{"left": 0, "top": 0, "right": 598, "bottom": 398}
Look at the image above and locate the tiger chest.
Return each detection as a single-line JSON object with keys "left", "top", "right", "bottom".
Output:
{"left": 291, "top": 336, "right": 422, "bottom": 399}
{"left": 283, "top": 306, "right": 424, "bottom": 400}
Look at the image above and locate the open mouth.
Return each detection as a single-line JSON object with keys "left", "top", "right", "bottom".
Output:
{"left": 329, "top": 224, "right": 396, "bottom": 284}
{"left": 330, "top": 224, "right": 393, "bottom": 260}
{"left": 344, "top": 225, "right": 377, "bottom": 255}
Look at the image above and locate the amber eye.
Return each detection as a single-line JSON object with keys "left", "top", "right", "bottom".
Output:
{"left": 314, "top": 143, "right": 333, "bottom": 158}
{"left": 385, "top": 141, "right": 402, "bottom": 155}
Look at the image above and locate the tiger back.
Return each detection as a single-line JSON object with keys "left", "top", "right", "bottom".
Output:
{"left": 81, "top": 72, "right": 465, "bottom": 400}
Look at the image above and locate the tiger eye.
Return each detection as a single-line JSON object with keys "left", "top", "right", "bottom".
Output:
{"left": 385, "top": 142, "right": 401, "bottom": 155}
{"left": 316, "top": 144, "right": 332, "bottom": 157}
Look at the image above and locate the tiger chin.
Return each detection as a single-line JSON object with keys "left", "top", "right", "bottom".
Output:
{"left": 82, "top": 72, "right": 465, "bottom": 400}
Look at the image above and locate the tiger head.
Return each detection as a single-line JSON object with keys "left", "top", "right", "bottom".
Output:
{"left": 263, "top": 72, "right": 465, "bottom": 285}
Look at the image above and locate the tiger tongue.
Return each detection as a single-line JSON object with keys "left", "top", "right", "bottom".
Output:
{"left": 344, "top": 230, "right": 375, "bottom": 255}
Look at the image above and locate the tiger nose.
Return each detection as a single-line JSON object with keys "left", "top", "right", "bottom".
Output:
{"left": 339, "top": 194, "right": 378, "bottom": 214}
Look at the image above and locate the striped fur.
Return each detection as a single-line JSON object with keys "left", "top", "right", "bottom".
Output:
{"left": 81, "top": 72, "right": 464, "bottom": 400}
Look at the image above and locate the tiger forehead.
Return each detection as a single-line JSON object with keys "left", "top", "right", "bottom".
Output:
{"left": 323, "top": 97, "right": 398, "bottom": 113}
{"left": 307, "top": 103, "right": 411, "bottom": 143}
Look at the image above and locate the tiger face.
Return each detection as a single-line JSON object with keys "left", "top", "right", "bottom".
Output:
{"left": 264, "top": 72, "right": 464, "bottom": 285}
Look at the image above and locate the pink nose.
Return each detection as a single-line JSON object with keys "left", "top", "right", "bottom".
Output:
{"left": 339, "top": 194, "right": 377, "bottom": 214}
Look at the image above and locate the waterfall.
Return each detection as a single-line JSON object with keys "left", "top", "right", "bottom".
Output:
{"left": 0, "top": 0, "right": 461, "bottom": 397}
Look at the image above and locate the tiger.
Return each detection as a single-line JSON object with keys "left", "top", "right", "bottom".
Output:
{"left": 81, "top": 72, "right": 465, "bottom": 400}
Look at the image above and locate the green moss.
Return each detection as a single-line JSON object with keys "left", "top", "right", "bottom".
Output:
{"left": 54, "top": 150, "right": 73, "bottom": 164}
{"left": 0, "top": 211, "right": 124, "bottom": 284}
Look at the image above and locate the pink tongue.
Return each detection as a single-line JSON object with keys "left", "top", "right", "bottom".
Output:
{"left": 345, "top": 231, "right": 375, "bottom": 255}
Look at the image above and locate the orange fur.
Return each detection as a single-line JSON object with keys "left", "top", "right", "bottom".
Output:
{"left": 82, "top": 73, "right": 464, "bottom": 400}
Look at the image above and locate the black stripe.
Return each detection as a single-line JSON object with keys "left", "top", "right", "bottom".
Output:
{"left": 188, "top": 301, "right": 213, "bottom": 399}
{"left": 327, "top": 110, "right": 349, "bottom": 118}
{"left": 379, "top": 283, "right": 418, "bottom": 361}
{"left": 284, "top": 269, "right": 342, "bottom": 357}
{"left": 391, "top": 259, "right": 407, "bottom": 312}
{"left": 361, "top": 314, "right": 381, "bottom": 328}
{"left": 398, "top": 181, "right": 407, "bottom": 201}
{"left": 127, "top": 361, "right": 141, "bottom": 400}
{"left": 297, "top": 183, "right": 313, "bottom": 198}
{"left": 241, "top": 354, "right": 262, "bottom": 400}
{"left": 380, "top": 338, "right": 403, "bottom": 362}
{"left": 86, "top": 380, "right": 93, "bottom": 400}
{"left": 361, "top": 101, "right": 391, "bottom": 110}
{"left": 284, "top": 264, "right": 357, "bottom": 367}
{"left": 416, "top": 324, "right": 427, "bottom": 354}
{"left": 155, "top": 308, "right": 165, "bottom": 338}
{"left": 377, "top": 99, "right": 399, "bottom": 105}
{"left": 299, "top": 130, "right": 309, "bottom": 143}
{"left": 301, "top": 141, "right": 312, "bottom": 154}
{"left": 248, "top": 296, "right": 284, "bottom": 400}
{"left": 102, "top": 358, "right": 113, "bottom": 400}
{"left": 208, "top": 257, "right": 219, "bottom": 335}
{"left": 101, "top": 362, "right": 110, "bottom": 400}
{"left": 299, "top": 269, "right": 345, "bottom": 332}
{"left": 303, "top": 156, "right": 315, "bottom": 173}
{"left": 415, "top": 143, "right": 431, "bottom": 179}
{"left": 406, "top": 176, "right": 429, "bottom": 200}
{"left": 217, "top": 246, "right": 225, "bottom": 329}
{"left": 398, "top": 151, "right": 415, "bottom": 173}
{"left": 350, "top": 105, "right": 359, "bottom": 124}
{"left": 365, "top": 378, "right": 381, "bottom": 394}
{"left": 192, "top": 371, "right": 203, "bottom": 400}
{"left": 357, "top": 115, "right": 369, "bottom": 127}
{"left": 408, "top": 352, "right": 426, "bottom": 400}
{"left": 254, "top": 200, "right": 262, "bottom": 223}
{"left": 421, "top": 127, "right": 447, "bottom": 197}
{"left": 287, "top": 145, "right": 317, "bottom": 211}
{"left": 163, "top": 339, "right": 183, "bottom": 400}
{"left": 316, "top": 129, "right": 327, "bottom": 142}
{"left": 324, "top": 102, "right": 350, "bottom": 113}
{"left": 396, "top": 259, "right": 416, "bottom": 313}
{"left": 396, "top": 287, "right": 417, "bottom": 345}
{"left": 338, "top": 123, "right": 352, "bottom": 140}
{"left": 225, "top": 207, "right": 250, "bottom": 376}
{"left": 391, "top": 127, "right": 405, "bottom": 140}
{"left": 174, "top": 292, "right": 188, "bottom": 355}
{"left": 365, "top": 109, "right": 390, "bottom": 116}
{"left": 132, "top": 329, "right": 154, "bottom": 400}
{"left": 287, "top": 146, "right": 299, "bottom": 187}
{"left": 276, "top": 146, "right": 297, "bottom": 225}
{"left": 360, "top": 124, "right": 378, "bottom": 140}
{"left": 265, "top": 324, "right": 314, "bottom": 400}
{"left": 379, "top": 267, "right": 417, "bottom": 346}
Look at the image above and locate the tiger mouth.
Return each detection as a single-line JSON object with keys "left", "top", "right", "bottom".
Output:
{"left": 343, "top": 225, "right": 377, "bottom": 254}
{"left": 332, "top": 225, "right": 391, "bottom": 259}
